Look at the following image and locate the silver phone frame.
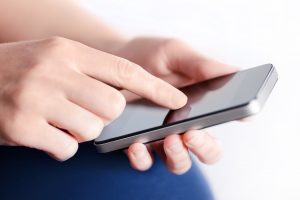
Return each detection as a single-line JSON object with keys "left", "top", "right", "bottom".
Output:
{"left": 94, "top": 64, "right": 278, "bottom": 153}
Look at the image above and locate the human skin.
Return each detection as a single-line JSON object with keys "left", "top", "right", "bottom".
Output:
{"left": 0, "top": 37, "right": 187, "bottom": 161}
{"left": 114, "top": 38, "right": 236, "bottom": 174}
{"left": 0, "top": 0, "right": 236, "bottom": 174}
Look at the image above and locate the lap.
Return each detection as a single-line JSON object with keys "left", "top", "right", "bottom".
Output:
{"left": 0, "top": 142, "right": 214, "bottom": 200}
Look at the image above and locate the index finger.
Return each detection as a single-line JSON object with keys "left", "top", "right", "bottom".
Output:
{"left": 74, "top": 43, "right": 187, "bottom": 109}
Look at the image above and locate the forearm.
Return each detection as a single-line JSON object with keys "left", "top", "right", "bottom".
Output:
{"left": 0, "top": 0, "right": 126, "bottom": 52}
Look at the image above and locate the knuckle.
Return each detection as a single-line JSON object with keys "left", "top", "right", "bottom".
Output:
{"left": 38, "top": 37, "right": 73, "bottom": 56}
{"left": 161, "top": 38, "right": 182, "bottom": 49}
{"left": 43, "top": 36, "right": 71, "bottom": 49}
{"left": 143, "top": 80, "right": 157, "bottom": 98}
{"left": 114, "top": 58, "right": 138, "bottom": 86}
{"left": 28, "top": 61, "right": 46, "bottom": 72}
{"left": 33, "top": 37, "right": 77, "bottom": 72}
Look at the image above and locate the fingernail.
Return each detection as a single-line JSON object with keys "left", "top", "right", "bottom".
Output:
{"left": 131, "top": 145, "right": 146, "bottom": 160}
{"left": 186, "top": 131, "right": 205, "bottom": 148}
{"left": 167, "top": 142, "right": 183, "bottom": 153}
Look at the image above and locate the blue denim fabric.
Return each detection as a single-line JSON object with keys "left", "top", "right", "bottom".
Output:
{"left": 0, "top": 142, "right": 214, "bottom": 200}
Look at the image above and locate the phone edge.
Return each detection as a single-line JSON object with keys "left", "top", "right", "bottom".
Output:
{"left": 95, "top": 64, "right": 278, "bottom": 153}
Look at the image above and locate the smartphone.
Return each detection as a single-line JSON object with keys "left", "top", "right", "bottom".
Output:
{"left": 94, "top": 64, "right": 278, "bottom": 153}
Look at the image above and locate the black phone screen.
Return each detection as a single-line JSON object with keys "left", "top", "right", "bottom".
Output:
{"left": 97, "top": 64, "right": 272, "bottom": 142}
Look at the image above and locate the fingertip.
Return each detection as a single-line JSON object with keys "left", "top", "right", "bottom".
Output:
{"left": 163, "top": 134, "right": 192, "bottom": 175}
{"left": 128, "top": 143, "right": 153, "bottom": 171}
{"left": 172, "top": 91, "right": 188, "bottom": 109}
{"left": 50, "top": 139, "right": 79, "bottom": 162}
{"left": 170, "top": 161, "right": 192, "bottom": 175}
{"left": 156, "top": 78, "right": 187, "bottom": 110}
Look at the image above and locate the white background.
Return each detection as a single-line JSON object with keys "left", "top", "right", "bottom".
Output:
{"left": 81, "top": 1, "right": 300, "bottom": 199}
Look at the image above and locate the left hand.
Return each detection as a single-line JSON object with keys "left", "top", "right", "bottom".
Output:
{"left": 113, "top": 37, "right": 237, "bottom": 175}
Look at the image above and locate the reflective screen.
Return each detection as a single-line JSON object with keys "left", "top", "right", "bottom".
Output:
{"left": 96, "top": 64, "right": 272, "bottom": 142}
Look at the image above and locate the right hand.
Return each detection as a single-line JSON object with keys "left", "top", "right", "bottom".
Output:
{"left": 0, "top": 37, "right": 187, "bottom": 161}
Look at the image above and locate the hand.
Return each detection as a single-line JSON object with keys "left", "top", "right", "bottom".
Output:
{"left": 113, "top": 37, "right": 237, "bottom": 174}
{"left": 0, "top": 37, "right": 187, "bottom": 161}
